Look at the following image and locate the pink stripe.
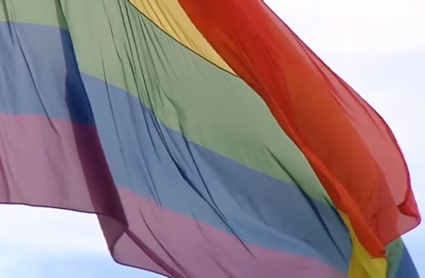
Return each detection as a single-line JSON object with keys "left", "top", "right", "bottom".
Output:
{"left": 0, "top": 113, "right": 127, "bottom": 251}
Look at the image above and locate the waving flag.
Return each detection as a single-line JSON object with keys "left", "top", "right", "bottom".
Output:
{"left": 0, "top": 0, "right": 420, "bottom": 277}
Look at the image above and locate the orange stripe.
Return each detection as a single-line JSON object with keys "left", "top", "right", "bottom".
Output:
{"left": 178, "top": 0, "right": 420, "bottom": 258}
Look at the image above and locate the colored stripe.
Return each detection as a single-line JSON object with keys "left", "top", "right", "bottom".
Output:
{"left": 0, "top": 21, "right": 352, "bottom": 272}
{"left": 0, "top": 0, "right": 68, "bottom": 28}
{"left": 178, "top": 0, "right": 420, "bottom": 259}
{"left": 129, "top": 0, "right": 234, "bottom": 74}
{"left": 340, "top": 214, "right": 387, "bottom": 277}
{"left": 0, "top": 0, "right": 335, "bottom": 205}
{"left": 385, "top": 239, "right": 406, "bottom": 278}
{"left": 0, "top": 114, "right": 114, "bottom": 213}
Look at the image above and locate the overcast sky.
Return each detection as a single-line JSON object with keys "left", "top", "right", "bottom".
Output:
{"left": 0, "top": 1, "right": 424, "bottom": 277}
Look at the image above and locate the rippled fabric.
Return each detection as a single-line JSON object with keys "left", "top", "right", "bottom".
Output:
{"left": 0, "top": 0, "right": 419, "bottom": 277}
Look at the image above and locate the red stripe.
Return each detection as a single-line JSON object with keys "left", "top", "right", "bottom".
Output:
{"left": 178, "top": 0, "right": 420, "bottom": 257}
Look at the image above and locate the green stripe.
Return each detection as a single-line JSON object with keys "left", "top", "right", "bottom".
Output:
{"left": 0, "top": 0, "right": 67, "bottom": 28}
{"left": 0, "top": 0, "right": 331, "bottom": 204}
{"left": 386, "top": 239, "right": 404, "bottom": 278}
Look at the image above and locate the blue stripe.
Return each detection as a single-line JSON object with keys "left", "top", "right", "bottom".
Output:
{"left": 0, "top": 21, "right": 352, "bottom": 271}
{"left": 0, "top": 21, "right": 94, "bottom": 125}
{"left": 396, "top": 246, "right": 419, "bottom": 278}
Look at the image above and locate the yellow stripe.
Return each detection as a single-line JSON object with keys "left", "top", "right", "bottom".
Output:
{"left": 341, "top": 214, "right": 388, "bottom": 278}
{"left": 129, "top": 0, "right": 234, "bottom": 74}
{"left": 131, "top": 1, "right": 387, "bottom": 276}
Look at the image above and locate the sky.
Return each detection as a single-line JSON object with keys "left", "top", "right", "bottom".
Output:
{"left": 0, "top": 0, "right": 424, "bottom": 277}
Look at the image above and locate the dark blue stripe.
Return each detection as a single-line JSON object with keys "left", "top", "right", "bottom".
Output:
{"left": 0, "top": 22, "right": 352, "bottom": 271}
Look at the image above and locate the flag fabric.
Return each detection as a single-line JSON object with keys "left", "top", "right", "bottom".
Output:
{"left": 0, "top": 0, "right": 420, "bottom": 277}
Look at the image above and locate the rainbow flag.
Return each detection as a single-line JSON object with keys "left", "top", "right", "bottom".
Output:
{"left": 0, "top": 0, "right": 420, "bottom": 277}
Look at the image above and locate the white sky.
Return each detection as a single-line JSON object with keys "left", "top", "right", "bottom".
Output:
{"left": 0, "top": 1, "right": 424, "bottom": 277}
